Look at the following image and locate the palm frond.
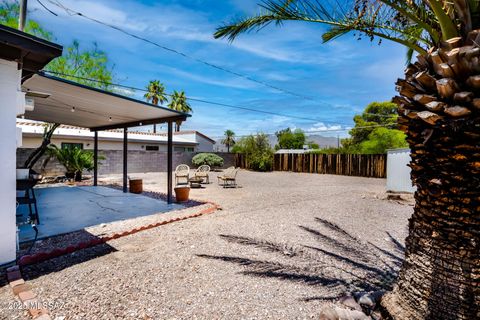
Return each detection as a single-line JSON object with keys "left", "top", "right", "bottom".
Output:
{"left": 215, "top": 0, "right": 431, "bottom": 54}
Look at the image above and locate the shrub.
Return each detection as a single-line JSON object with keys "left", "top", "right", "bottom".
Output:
{"left": 233, "top": 133, "right": 273, "bottom": 172}
{"left": 192, "top": 153, "right": 224, "bottom": 167}
{"left": 47, "top": 145, "right": 103, "bottom": 181}
{"left": 249, "top": 152, "right": 273, "bottom": 172}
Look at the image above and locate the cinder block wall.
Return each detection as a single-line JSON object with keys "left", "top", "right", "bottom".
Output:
{"left": 17, "top": 149, "right": 237, "bottom": 176}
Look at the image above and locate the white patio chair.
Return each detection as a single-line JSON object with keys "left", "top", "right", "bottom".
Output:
{"left": 194, "top": 165, "right": 211, "bottom": 184}
{"left": 218, "top": 167, "right": 239, "bottom": 188}
{"left": 175, "top": 164, "right": 190, "bottom": 185}
{"left": 217, "top": 166, "right": 234, "bottom": 185}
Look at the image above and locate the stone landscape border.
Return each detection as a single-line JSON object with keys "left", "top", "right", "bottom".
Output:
{"left": 7, "top": 200, "right": 221, "bottom": 319}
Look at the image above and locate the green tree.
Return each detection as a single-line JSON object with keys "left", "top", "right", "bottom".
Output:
{"left": 45, "top": 40, "right": 114, "bottom": 90}
{"left": 168, "top": 90, "right": 192, "bottom": 132}
{"left": 222, "top": 129, "right": 236, "bottom": 152}
{"left": 232, "top": 133, "right": 273, "bottom": 172}
{"left": 144, "top": 80, "right": 168, "bottom": 133}
{"left": 341, "top": 101, "right": 406, "bottom": 153}
{"left": 0, "top": 1, "right": 52, "bottom": 40}
{"left": 359, "top": 127, "right": 408, "bottom": 154}
{"left": 214, "top": 1, "right": 480, "bottom": 319}
{"left": 347, "top": 101, "right": 399, "bottom": 145}
{"left": 2, "top": 1, "right": 116, "bottom": 168}
{"left": 275, "top": 128, "right": 306, "bottom": 150}
{"left": 1, "top": 2, "right": 114, "bottom": 90}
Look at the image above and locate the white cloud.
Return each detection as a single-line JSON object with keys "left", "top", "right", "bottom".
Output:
{"left": 35, "top": 0, "right": 148, "bottom": 32}
{"left": 306, "top": 122, "right": 342, "bottom": 132}
{"left": 41, "top": 0, "right": 357, "bottom": 65}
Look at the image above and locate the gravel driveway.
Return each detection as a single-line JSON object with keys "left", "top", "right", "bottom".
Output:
{"left": 1, "top": 171, "right": 413, "bottom": 320}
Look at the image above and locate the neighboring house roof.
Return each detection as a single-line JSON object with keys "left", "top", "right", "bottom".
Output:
{"left": 0, "top": 24, "right": 62, "bottom": 79}
{"left": 157, "top": 130, "right": 216, "bottom": 144}
{"left": 17, "top": 120, "right": 197, "bottom": 145}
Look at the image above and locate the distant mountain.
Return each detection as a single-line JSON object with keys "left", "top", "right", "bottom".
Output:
{"left": 214, "top": 134, "right": 341, "bottom": 152}
{"left": 306, "top": 135, "right": 341, "bottom": 149}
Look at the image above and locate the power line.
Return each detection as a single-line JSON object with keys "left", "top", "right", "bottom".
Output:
{"left": 39, "top": 0, "right": 395, "bottom": 123}
{"left": 40, "top": 70, "right": 355, "bottom": 126}
{"left": 43, "top": 0, "right": 314, "bottom": 101}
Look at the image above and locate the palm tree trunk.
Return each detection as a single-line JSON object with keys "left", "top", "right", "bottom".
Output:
{"left": 227, "top": 145, "right": 230, "bottom": 153}
{"left": 381, "top": 41, "right": 479, "bottom": 320}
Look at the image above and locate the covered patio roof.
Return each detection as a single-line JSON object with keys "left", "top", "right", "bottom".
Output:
{"left": 22, "top": 72, "right": 189, "bottom": 131}
{"left": 21, "top": 72, "right": 190, "bottom": 202}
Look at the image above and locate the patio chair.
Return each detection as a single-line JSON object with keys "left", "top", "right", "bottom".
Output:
{"left": 175, "top": 164, "right": 190, "bottom": 185}
{"left": 217, "top": 166, "right": 234, "bottom": 186}
{"left": 194, "top": 165, "right": 211, "bottom": 184}
{"left": 218, "top": 167, "right": 239, "bottom": 188}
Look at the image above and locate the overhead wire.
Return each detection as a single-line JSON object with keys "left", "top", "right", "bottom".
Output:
{"left": 42, "top": 0, "right": 391, "bottom": 117}
{"left": 35, "top": 1, "right": 399, "bottom": 135}
{"left": 41, "top": 71, "right": 362, "bottom": 127}
{"left": 43, "top": 0, "right": 315, "bottom": 101}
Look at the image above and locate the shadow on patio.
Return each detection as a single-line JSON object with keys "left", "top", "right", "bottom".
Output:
{"left": 198, "top": 217, "right": 404, "bottom": 302}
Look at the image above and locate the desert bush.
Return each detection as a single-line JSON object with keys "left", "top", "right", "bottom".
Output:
{"left": 192, "top": 153, "right": 224, "bottom": 167}
{"left": 232, "top": 133, "right": 273, "bottom": 172}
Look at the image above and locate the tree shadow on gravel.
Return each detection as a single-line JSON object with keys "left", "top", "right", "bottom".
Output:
{"left": 198, "top": 217, "right": 404, "bottom": 302}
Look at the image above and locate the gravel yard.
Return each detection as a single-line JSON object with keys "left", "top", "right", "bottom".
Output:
{"left": 1, "top": 171, "right": 413, "bottom": 319}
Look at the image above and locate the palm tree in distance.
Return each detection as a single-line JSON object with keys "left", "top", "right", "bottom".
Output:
{"left": 214, "top": 1, "right": 480, "bottom": 319}
{"left": 222, "top": 129, "right": 236, "bottom": 152}
{"left": 144, "top": 80, "right": 168, "bottom": 133}
{"left": 168, "top": 90, "right": 192, "bottom": 131}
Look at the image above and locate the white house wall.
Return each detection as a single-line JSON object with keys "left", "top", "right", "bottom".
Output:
{"left": 21, "top": 136, "right": 196, "bottom": 151}
{"left": 177, "top": 133, "right": 214, "bottom": 152}
{"left": 195, "top": 135, "right": 215, "bottom": 152}
{"left": 0, "top": 59, "right": 19, "bottom": 265}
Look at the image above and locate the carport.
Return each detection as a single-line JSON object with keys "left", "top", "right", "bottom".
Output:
{"left": 22, "top": 72, "right": 190, "bottom": 203}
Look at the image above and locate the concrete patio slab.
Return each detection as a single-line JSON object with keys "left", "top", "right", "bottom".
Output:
{"left": 17, "top": 186, "right": 184, "bottom": 242}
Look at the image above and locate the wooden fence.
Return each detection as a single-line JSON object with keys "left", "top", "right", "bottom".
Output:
{"left": 274, "top": 153, "right": 387, "bottom": 178}
{"left": 234, "top": 153, "right": 387, "bottom": 178}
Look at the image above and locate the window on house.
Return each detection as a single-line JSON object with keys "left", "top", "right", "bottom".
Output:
{"left": 174, "top": 147, "right": 184, "bottom": 152}
{"left": 61, "top": 143, "right": 83, "bottom": 150}
{"left": 145, "top": 145, "right": 159, "bottom": 151}
{"left": 186, "top": 147, "right": 194, "bottom": 152}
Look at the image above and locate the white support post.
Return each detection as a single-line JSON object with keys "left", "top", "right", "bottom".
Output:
{"left": 0, "top": 59, "right": 21, "bottom": 265}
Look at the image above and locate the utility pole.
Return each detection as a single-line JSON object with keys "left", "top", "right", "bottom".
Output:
{"left": 19, "top": 0, "right": 28, "bottom": 31}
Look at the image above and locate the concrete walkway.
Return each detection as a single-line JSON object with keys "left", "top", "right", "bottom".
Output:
{"left": 17, "top": 186, "right": 183, "bottom": 242}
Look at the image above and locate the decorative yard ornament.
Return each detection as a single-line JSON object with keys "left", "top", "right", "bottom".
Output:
{"left": 214, "top": 1, "right": 480, "bottom": 319}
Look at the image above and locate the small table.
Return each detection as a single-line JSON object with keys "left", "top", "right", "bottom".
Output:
{"left": 188, "top": 177, "right": 204, "bottom": 188}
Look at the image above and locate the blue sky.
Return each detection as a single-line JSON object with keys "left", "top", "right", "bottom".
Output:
{"left": 27, "top": 0, "right": 406, "bottom": 138}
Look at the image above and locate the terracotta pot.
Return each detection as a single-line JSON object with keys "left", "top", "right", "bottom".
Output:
{"left": 129, "top": 179, "right": 143, "bottom": 194}
{"left": 174, "top": 186, "right": 190, "bottom": 203}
